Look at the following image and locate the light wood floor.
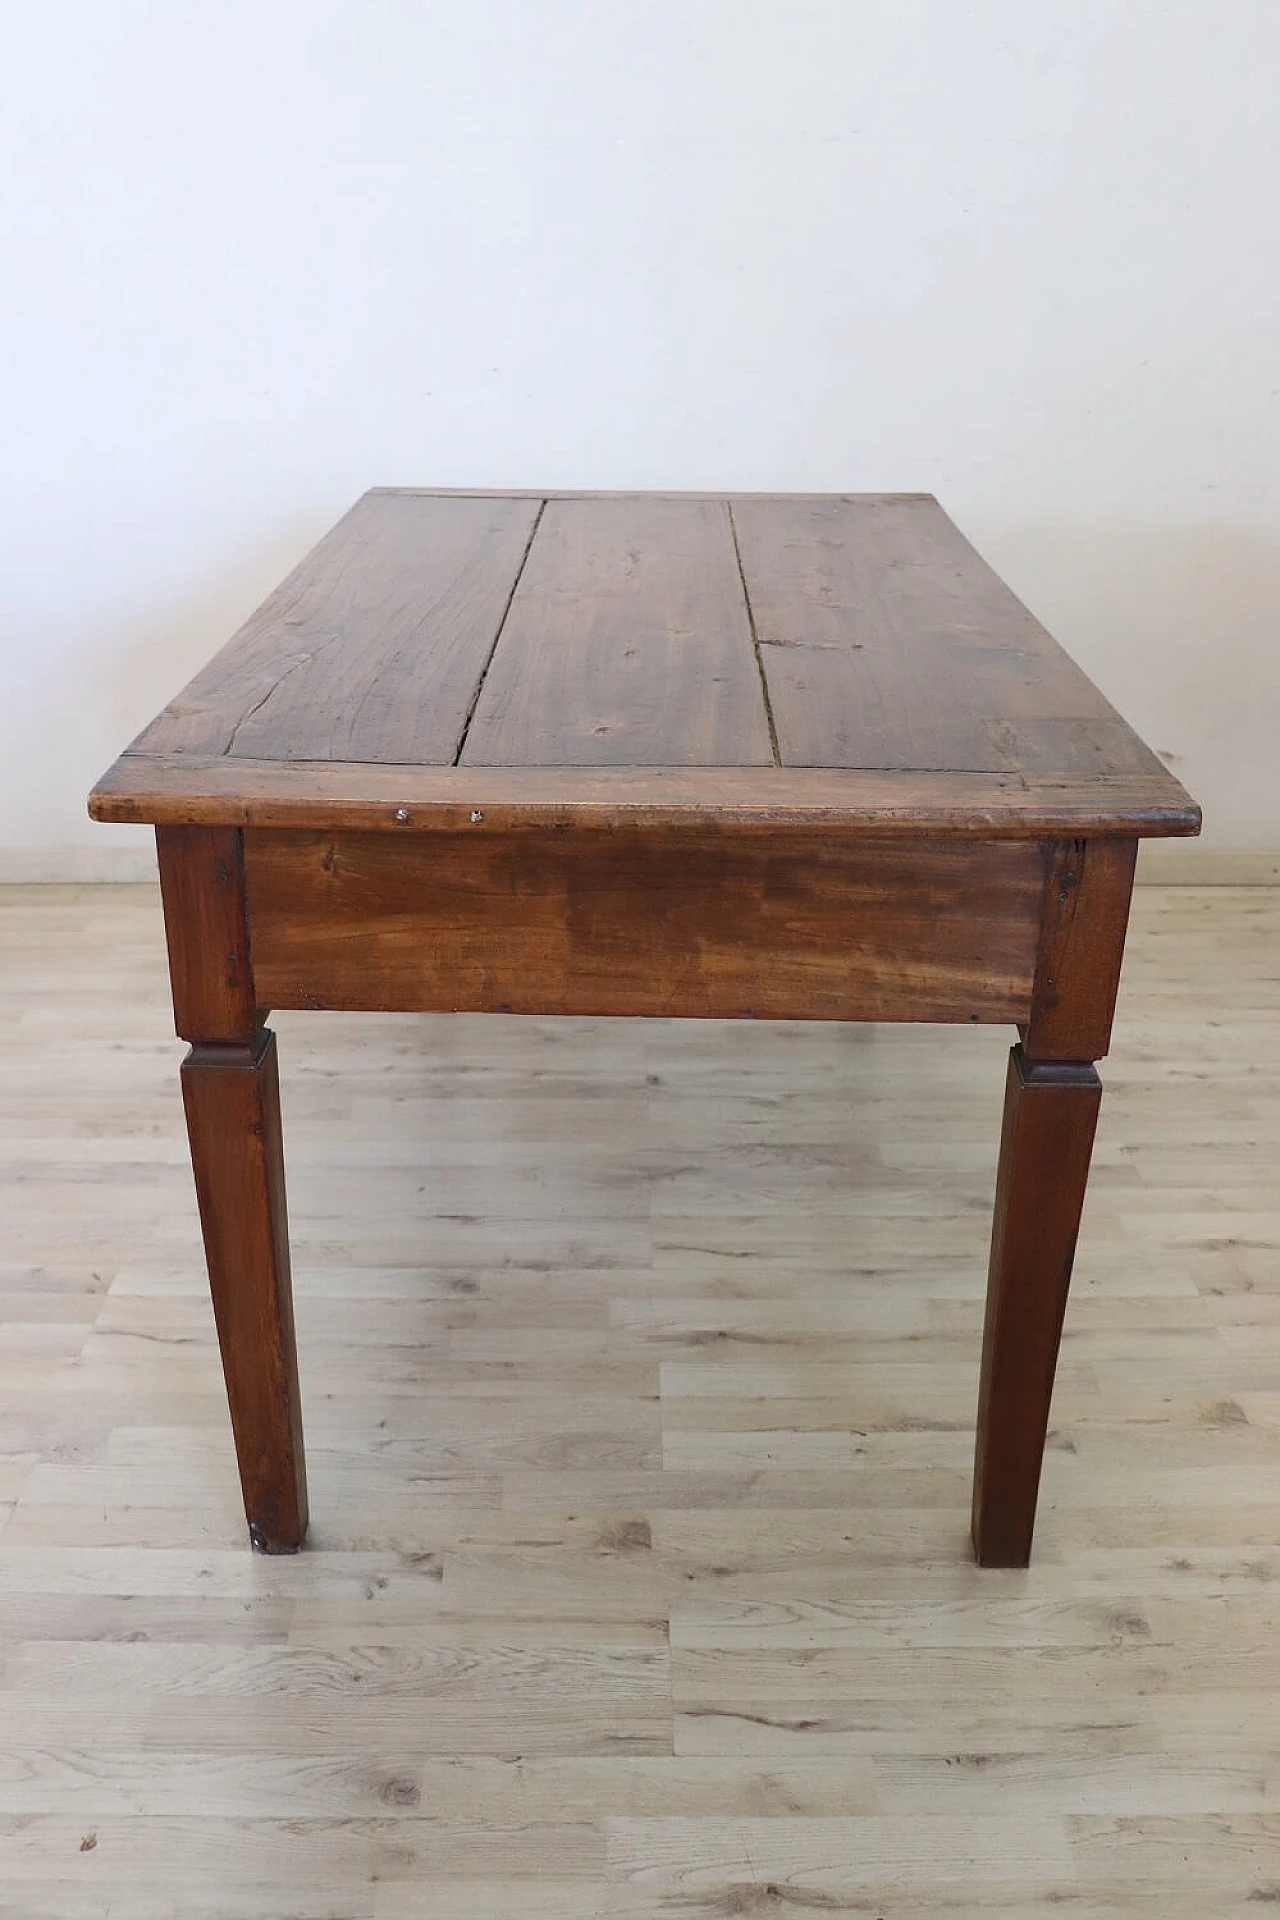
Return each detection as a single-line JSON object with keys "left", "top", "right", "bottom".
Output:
{"left": 2, "top": 882, "right": 1279, "bottom": 1918}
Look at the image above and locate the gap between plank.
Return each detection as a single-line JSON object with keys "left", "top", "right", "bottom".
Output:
{"left": 727, "top": 500, "right": 782, "bottom": 769}
{"left": 452, "top": 498, "right": 547, "bottom": 766}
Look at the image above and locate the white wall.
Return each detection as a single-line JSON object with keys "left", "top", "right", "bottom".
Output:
{"left": 3, "top": 0, "right": 1277, "bottom": 861}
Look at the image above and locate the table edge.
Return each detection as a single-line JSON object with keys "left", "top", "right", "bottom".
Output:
{"left": 366, "top": 486, "right": 942, "bottom": 502}
{"left": 89, "top": 754, "right": 1202, "bottom": 839}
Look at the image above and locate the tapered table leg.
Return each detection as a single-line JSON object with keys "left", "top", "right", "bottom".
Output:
{"left": 971, "top": 1044, "right": 1102, "bottom": 1568}
{"left": 181, "top": 1028, "right": 308, "bottom": 1552}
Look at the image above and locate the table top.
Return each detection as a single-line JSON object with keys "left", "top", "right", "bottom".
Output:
{"left": 91, "top": 489, "right": 1199, "bottom": 840}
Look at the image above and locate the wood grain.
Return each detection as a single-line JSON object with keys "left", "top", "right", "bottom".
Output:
{"left": 131, "top": 492, "right": 541, "bottom": 764}
{"left": 241, "top": 827, "right": 1046, "bottom": 1025}
{"left": 461, "top": 496, "right": 774, "bottom": 768}
{"left": 731, "top": 495, "right": 1166, "bottom": 778}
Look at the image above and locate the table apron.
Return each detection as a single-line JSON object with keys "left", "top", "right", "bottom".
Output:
{"left": 239, "top": 826, "right": 1046, "bottom": 1026}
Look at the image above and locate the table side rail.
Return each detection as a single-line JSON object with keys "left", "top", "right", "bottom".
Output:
{"left": 241, "top": 826, "right": 1047, "bottom": 1026}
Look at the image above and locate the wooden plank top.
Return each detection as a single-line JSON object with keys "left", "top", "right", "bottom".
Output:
{"left": 91, "top": 489, "right": 1200, "bottom": 839}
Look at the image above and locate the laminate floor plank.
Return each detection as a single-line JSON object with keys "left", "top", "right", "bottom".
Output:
{"left": 1, "top": 881, "right": 1277, "bottom": 1914}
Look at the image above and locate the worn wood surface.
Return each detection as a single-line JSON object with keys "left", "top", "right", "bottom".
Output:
{"left": 90, "top": 489, "right": 1200, "bottom": 840}
{"left": 730, "top": 497, "right": 1167, "bottom": 778}
{"left": 131, "top": 492, "right": 541, "bottom": 765}
{"left": 2, "top": 881, "right": 1277, "bottom": 1916}
{"left": 243, "top": 828, "right": 1046, "bottom": 1025}
{"left": 180, "top": 1028, "right": 307, "bottom": 1553}
{"left": 462, "top": 496, "right": 774, "bottom": 768}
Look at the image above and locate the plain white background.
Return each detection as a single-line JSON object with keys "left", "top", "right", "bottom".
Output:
{"left": 2, "top": 1, "right": 1277, "bottom": 861}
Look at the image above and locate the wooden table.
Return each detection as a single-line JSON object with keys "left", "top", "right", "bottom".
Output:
{"left": 91, "top": 489, "right": 1200, "bottom": 1566}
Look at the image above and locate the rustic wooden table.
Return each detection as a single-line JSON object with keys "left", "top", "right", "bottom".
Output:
{"left": 91, "top": 489, "right": 1199, "bottom": 1566}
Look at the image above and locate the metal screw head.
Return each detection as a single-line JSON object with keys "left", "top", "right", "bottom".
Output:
{"left": 393, "top": 807, "right": 410, "bottom": 823}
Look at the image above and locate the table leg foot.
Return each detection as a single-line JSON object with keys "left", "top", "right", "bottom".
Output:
{"left": 971, "top": 1044, "right": 1101, "bottom": 1568}
{"left": 181, "top": 1028, "right": 308, "bottom": 1553}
